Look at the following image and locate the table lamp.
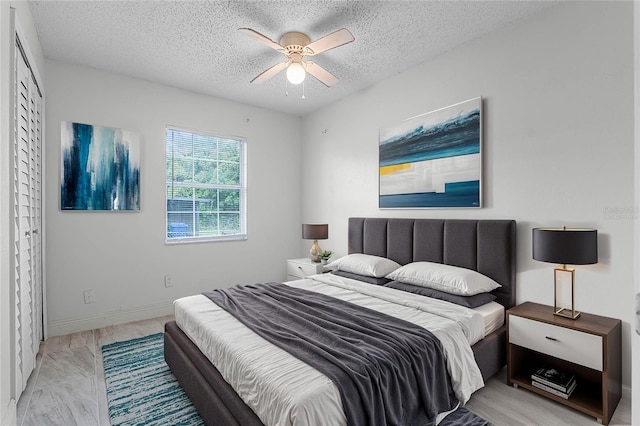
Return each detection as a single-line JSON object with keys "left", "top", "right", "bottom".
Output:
{"left": 302, "top": 224, "right": 328, "bottom": 263}
{"left": 532, "top": 227, "right": 598, "bottom": 319}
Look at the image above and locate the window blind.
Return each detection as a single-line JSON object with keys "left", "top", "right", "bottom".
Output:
{"left": 165, "top": 127, "right": 246, "bottom": 243}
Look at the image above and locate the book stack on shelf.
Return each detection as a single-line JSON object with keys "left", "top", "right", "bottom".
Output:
{"left": 531, "top": 367, "right": 577, "bottom": 399}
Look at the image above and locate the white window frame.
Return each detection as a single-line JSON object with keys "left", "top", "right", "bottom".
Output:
{"left": 165, "top": 126, "right": 247, "bottom": 244}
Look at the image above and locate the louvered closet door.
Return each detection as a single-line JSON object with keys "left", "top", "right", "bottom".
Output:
{"left": 29, "top": 70, "right": 43, "bottom": 357}
{"left": 29, "top": 55, "right": 43, "bottom": 382}
{"left": 13, "top": 37, "right": 43, "bottom": 396}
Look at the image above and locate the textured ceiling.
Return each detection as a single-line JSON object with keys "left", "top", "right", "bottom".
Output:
{"left": 29, "top": 1, "right": 559, "bottom": 116}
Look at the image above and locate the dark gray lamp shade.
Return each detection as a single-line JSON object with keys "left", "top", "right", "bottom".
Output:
{"left": 302, "top": 224, "right": 328, "bottom": 240}
{"left": 532, "top": 228, "right": 598, "bottom": 265}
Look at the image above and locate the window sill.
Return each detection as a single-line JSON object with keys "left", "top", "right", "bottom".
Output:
{"left": 165, "top": 234, "right": 247, "bottom": 245}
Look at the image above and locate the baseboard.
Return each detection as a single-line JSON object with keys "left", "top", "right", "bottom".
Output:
{"left": 47, "top": 302, "right": 174, "bottom": 337}
{"left": 1, "top": 399, "right": 16, "bottom": 426}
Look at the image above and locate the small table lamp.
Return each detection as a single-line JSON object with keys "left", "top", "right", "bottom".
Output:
{"left": 302, "top": 224, "right": 328, "bottom": 263}
{"left": 532, "top": 227, "right": 598, "bottom": 319}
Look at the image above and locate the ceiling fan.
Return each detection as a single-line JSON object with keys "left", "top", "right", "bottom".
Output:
{"left": 239, "top": 27, "right": 355, "bottom": 88}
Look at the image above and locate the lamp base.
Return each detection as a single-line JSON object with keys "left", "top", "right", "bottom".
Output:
{"left": 554, "top": 265, "right": 580, "bottom": 320}
{"left": 309, "top": 240, "right": 322, "bottom": 263}
{"left": 554, "top": 307, "right": 581, "bottom": 319}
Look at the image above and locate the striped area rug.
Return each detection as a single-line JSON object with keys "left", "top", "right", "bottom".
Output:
{"left": 101, "top": 333, "right": 204, "bottom": 426}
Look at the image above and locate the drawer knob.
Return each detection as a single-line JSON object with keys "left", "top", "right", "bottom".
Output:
{"left": 298, "top": 266, "right": 303, "bottom": 270}
{"left": 545, "top": 336, "right": 558, "bottom": 341}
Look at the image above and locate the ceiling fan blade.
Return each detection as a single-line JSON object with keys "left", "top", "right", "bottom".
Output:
{"left": 304, "top": 61, "right": 339, "bottom": 87}
{"left": 304, "top": 28, "right": 354, "bottom": 56}
{"left": 238, "top": 28, "right": 285, "bottom": 52}
{"left": 250, "top": 61, "right": 288, "bottom": 84}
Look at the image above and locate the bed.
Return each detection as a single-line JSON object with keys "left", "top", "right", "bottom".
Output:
{"left": 164, "top": 217, "right": 516, "bottom": 426}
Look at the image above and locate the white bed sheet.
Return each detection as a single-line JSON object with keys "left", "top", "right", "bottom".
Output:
{"left": 174, "top": 274, "right": 486, "bottom": 426}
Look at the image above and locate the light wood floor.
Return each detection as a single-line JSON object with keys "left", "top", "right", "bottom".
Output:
{"left": 17, "top": 316, "right": 632, "bottom": 425}
{"left": 16, "top": 315, "right": 173, "bottom": 426}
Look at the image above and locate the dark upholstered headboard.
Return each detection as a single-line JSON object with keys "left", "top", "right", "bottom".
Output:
{"left": 348, "top": 218, "right": 516, "bottom": 309}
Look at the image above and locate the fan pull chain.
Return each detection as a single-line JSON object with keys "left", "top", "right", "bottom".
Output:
{"left": 301, "top": 81, "right": 306, "bottom": 100}
{"left": 285, "top": 77, "right": 289, "bottom": 96}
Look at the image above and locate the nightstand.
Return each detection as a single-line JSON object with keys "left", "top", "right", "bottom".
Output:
{"left": 286, "top": 258, "right": 325, "bottom": 281}
{"left": 507, "top": 302, "right": 621, "bottom": 425}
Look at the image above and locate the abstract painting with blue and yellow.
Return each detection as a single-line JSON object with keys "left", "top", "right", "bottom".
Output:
{"left": 379, "top": 97, "right": 482, "bottom": 208}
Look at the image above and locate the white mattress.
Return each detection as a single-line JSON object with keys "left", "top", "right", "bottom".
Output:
{"left": 174, "top": 274, "right": 487, "bottom": 426}
{"left": 474, "top": 301, "right": 504, "bottom": 335}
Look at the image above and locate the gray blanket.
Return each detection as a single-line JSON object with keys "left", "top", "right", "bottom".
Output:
{"left": 203, "top": 282, "right": 459, "bottom": 426}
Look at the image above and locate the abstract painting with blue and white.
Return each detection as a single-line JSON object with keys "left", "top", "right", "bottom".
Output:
{"left": 61, "top": 122, "right": 140, "bottom": 211}
{"left": 379, "top": 97, "right": 482, "bottom": 208}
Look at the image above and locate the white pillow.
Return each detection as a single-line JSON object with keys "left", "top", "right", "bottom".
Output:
{"left": 327, "top": 254, "right": 401, "bottom": 278}
{"left": 385, "top": 261, "right": 501, "bottom": 296}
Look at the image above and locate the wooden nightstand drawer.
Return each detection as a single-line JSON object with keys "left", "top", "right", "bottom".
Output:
{"left": 509, "top": 315, "right": 602, "bottom": 371}
{"left": 286, "top": 258, "right": 324, "bottom": 280}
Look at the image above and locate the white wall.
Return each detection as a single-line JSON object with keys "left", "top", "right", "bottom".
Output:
{"left": 44, "top": 61, "right": 302, "bottom": 336}
{"left": 0, "top": 1, "right": 44, "bottom": 423}
{"left": 633, "top": 1, "right": 639, "bottom": 423}
{"left": 302, "top": 1, "right": 635, "bottom": 388}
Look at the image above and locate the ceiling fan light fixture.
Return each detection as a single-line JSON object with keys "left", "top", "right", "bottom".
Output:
{"left": 240, "top": 27, "right": 354, "bottom": 88}
{"left": 286, "top": 62, "right": 306, "bottom": 85}
{"left": 287, "top": 62, "right": 307, "bottom": 84}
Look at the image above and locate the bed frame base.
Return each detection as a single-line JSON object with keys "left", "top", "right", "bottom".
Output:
{"left": 164, "top": 321, "right": 263, "bottom": 426}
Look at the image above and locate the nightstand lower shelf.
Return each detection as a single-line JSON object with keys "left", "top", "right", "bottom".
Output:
{"left": 509, "top": 348, "right": 602, "bottom": 420}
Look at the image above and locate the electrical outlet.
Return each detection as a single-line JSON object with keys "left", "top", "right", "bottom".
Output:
{"left": 83, "top": 290, "right": 95, "bottom": 304}
{"left": 164, "top": 275, "right": 173, "bottom": 288}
